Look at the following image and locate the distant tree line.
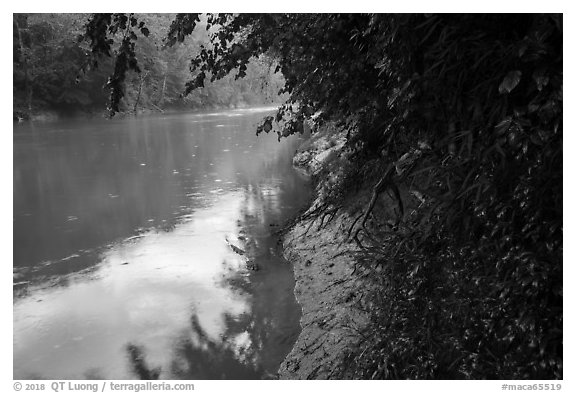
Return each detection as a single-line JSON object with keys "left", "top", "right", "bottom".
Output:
{"left": 13, "top": 13, "right": 284, "bottom": 119}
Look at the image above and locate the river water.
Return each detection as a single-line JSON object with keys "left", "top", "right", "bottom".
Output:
{"left": 13, "top": 107, "right": 310, "bottom": 380}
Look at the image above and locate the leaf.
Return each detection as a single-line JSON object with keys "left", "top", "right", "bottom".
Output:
{"left": 518, "top": 41, "right": 528, "bottom": 58}
{"left": 275, "top": 110, "right": 284, "bottom": 123}
{"left": 495, "top": 117, "right": 512, "bottom": 135}
{"left": 533, "top": 69, "right": 549, "bottom": 91}
{"left": 499, "top": 70, "right": 522, "bottom": 94}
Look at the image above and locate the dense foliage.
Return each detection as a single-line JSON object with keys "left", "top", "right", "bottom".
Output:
{"left": 81, "top": 13, "right": 563, "bottom": 379}
{"left": 13, "top": 13, "right": 283, "bottom": 119}
{"left": 13, "top": 13, "right": 110, "bottom": 117}
{"left": 318, "top": 14, "right": 562, "bottom": 379}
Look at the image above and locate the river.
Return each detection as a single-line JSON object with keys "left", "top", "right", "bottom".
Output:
{"left": 13, "top": 107, "right": 311, "bottom": 380}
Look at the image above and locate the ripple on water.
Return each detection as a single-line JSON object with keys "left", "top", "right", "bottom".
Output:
{"left": 13, "top": 108, "right": 307, "bottom": 379}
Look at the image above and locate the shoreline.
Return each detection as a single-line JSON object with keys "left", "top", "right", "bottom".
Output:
{"left": 277, "top": 129, "right": 369, "bottom": 379}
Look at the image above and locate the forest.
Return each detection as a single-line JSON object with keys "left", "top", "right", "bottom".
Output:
{"left": 13, "top": 13, "right": 285, "bottom": 120}
{"left": 14, "top": 13, "right": 562, "bottom": 380}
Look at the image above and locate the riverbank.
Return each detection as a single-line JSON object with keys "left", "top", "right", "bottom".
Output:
{"left": 278, "top": 119, "right": 563, "bottom": 380}
{"left": 278, "top": 127, "right": 370, "bottom": 379}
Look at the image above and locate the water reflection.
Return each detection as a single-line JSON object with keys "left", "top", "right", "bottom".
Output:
{"left": 126, "top": 344, "right": 161, "bottom": 380}
{"left": 13, "top": 108, "right": 310, "bottom": 379}
{"left": 169, "top": 314, "right": 262, "bottom": 379}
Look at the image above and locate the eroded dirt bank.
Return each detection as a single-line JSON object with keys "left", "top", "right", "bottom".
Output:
{"left": 278, "top": 131, "right": 369, "bottom": 379}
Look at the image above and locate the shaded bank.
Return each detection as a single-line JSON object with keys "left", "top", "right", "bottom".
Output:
{"left": 279, "top": 119, "right": 562, "bottom": 379}
{"left": 277, "top": 128, "right": 369, "bottom": 379}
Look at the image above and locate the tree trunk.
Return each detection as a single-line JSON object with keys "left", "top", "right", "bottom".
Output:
{"left": 157, "top": 75, "right": 167, "bottom": 107}
{"left": 14, "top": 15, "right": 33, "bottom": 117}
{"left": 133, "top": 71, "right": 149, "bottom": 115}
{"left": 26, "top": 86, "right": 33, "bottom": 115}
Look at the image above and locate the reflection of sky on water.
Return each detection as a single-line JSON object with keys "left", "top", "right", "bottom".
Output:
{"left": 14, "top": 192, "right": 252, "bottom": 379}
{"left": 13, "top": 107, "right": 310, "bottom": 380}
{"left": 14, "top": 183, "right": 303, "bottom": 379}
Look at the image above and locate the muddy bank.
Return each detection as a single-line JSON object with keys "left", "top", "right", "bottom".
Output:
{"left": 278, "top": 130, "right": 369, "bottom": 379}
